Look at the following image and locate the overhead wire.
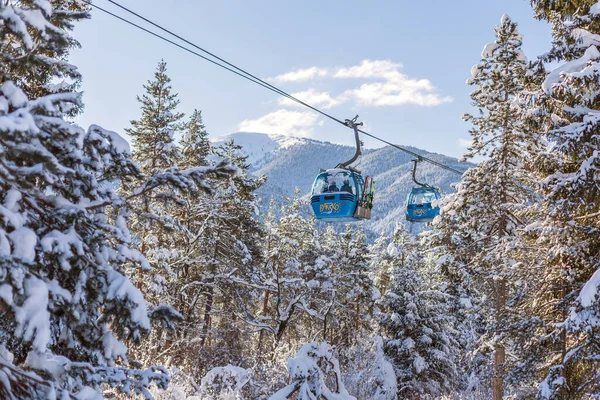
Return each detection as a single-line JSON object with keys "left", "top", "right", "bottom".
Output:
{"left": 86, "top": 0, "right": 465, "bottom": 176}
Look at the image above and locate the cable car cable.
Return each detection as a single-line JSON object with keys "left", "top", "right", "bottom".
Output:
{"left": 82, "top": 2, "right": 285, "bottom": 96}
{"left": 86, "top": 0, "right": 465, "bottom": 176}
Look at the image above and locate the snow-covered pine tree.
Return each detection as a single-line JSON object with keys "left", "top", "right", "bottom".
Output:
{"left": 268, "top": 342, "right": 355, "bottom": 400}
{"left": 369, "top": 233, "right": 393, "bottom": 295}
{"left": 378, "top": 228, "right": 459, "bottom": 398}
{"left": 0, "top": 2, "right": 223, "bottom": 397}
{"left": 523, "top": 2, "right": 600, "bottom": 397}
{"left": 0, "top": 0, "right": 88, "bottom": 105}
{"left": 124, "top": 60, "right": 185, "bottom": 299}
{"left": 530, "top": 0, "right": 595, "bottom": 19}
{"left": 181, "top": 139, "right": 264, "bottom": 376}
{"left": 180, "top": 109, "right": 210, "bottom": 168}
{"left": 323, "top": 224, "right": 375, "bottom": 347}
{"left": 432, "top": 14, "right": 538, "bottom": 399}
{"left": 126, "top": 60, "right": 184, "bottom": 173}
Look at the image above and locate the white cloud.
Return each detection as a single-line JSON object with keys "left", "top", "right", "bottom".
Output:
{"left": 278, "top": 88, "right": 341, "bottom": 109}
{"left": 238, "top": 109, "right": 320, "bottom": 137}
{"left": 335, "top": 59, "right": 453, "bottom": 107}
{"left": 341, "top": 81, "right": 453, "bottom": 107}
{"left": 333, "top": 59, "right": 403, "bottom": 79}
{"left": 270, "top": 67, "right": 328, "bottom": 83}
{"left": 270, "top": 59, "right": 452, "bottom": 108}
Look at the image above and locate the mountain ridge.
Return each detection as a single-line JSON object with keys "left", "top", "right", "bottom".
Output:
{"left": 212, "top": 132, "right": 472, "bottom": 237}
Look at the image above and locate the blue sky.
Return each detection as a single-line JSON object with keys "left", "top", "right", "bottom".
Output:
{"left": 71, "top": 0, "right": 552, "bottom": 158}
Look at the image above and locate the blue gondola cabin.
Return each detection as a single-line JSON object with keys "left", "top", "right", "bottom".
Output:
{"left": 405, "top": 187, "right": 441, "bottom": 223}
{"left": 311, "top": 169, "right": 371, "bottom": 221}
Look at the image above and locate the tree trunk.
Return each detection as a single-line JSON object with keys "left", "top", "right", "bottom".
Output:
{"left": 200, "top": 286, "right": 214, "bottom": 347}
{"left": 493, "top": 278, "right": 506, "bottom": 400}
{"left": 257, "top": 290, "right": 270, "bottom": 353}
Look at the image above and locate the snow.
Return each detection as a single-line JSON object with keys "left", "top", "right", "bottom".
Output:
{"left": 0, "top": 189, "right": 26, "bottom": 229}
{"left": 459, "top": 297, "right": 473, "bottom": 308}
{"left": 0, "top": 6, "right": 34, "bottom": 49}
{"left": 0, "top": 285, "right": 13, "bottom": 307}
{"left": 106, "top": 269, "right": 151, "bottom": 330}
{"left": 413, "top": 355, "right": 428, "bottom": 373}
{"left": 89, "top": 124, "right": 131, "bottom": 155}
{"left": 571, "top": 28, "right": 600, "bottom": 48}
{"left": 101, "top": 331, "right": 128, "bottom": 363}
{"left": 387, "top": 242, "right": 400, "bottom": 257}
{"left": 270, "top": 342, "right": 356, "bottom": 400}
{"left": 543, "top": 46, "right": 600, "bottom": 94}
{"left": 26, "top": 351, "right": 70, "bottom": 381}
{"left": 199, "top": 365, "right": 250, "bottom": 399}
{"left": 516, "top": 49, "right": 528, "bottom": 62}
{"left": 481, "top": 42, "right": 499, "bottom": 58}
{"left": 14, "top": 277, "right": 51, "bottom": 351}
{"left": 10, "top": 227, "right": 37, "bottom": 262}
{"left": 0, "top": 345, "right": 14, "bottom": 364}
{"left": 590, "top": 1, "right": 600, "bottom": 15}
{"left": 0, "top": 81, "right": 28, "bottom": 108}
{"left": 41, "top": 228, "right": 84, "bottom": 270}
{"left": 578, "top": 267, "right": 600, "bottom": 307}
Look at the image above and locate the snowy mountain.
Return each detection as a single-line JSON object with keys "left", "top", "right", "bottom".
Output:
{"left": 212, "top": 132, "right": 472, "bottom": 237}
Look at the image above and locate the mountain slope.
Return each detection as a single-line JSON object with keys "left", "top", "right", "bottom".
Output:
{"left": 212, "top": 132, "right": 471, "bottom": 237}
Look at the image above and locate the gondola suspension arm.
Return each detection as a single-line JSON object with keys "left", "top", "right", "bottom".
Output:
{"left": 411, "top": 158, "right": 430, "bottom": 188}
{"left": 336, "top": 116, "right": 363, "bottom": 171}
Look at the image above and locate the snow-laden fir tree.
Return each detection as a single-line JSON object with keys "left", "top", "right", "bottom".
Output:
{"left": 126, "top": 60, "right": 184, "bottom": 173}
{"left": 523, "top": 2, "right": 600, "bottom": 397}
{"left": 0, "top": 0, "right": 88, "bottom": 105}
{"left": 322, "top": 224, "right": 375, "bottom": 347}
{"left": 124, "top": 60, "right": 186, "bottom": 299}
{"left": 181, "top": 109, "right": 211, "bottom": 168}
{"left": 433, "top": 14, "right": 538, "bottom": 399}
{"left": 378, "top": 228, "right": 459, "bottom": 398}
{"left": 0, "top": 2, "right": 235, "bottom": 397}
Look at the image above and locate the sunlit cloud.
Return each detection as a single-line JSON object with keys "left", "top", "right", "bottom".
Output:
{"left": 340, "top": 82, "right": 453, "bottom": 107}
{"left": 238, "top": 109, "right": 320, "bottom": 137}
{"left": 278, "top": 88, "right": 341, "bottom": 109}
{"left": 333, "top": 59, "right": 403, "bottom": 79}
{"left": 270, "top": 59, "right": 452, "bottom": 108}
{"left": 269, "top": 67, "right": 328, "bottom": 83}
{"left": 335, "top": 59, "right": 453, "bottom": 107}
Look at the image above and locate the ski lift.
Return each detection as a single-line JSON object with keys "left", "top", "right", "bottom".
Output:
{"left": 311, "top": 116, "right": 374, "bottom": 222}
{"left": 405, "top": 158, "right": 441, "bottom": 223}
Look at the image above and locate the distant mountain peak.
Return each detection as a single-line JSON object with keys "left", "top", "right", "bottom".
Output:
{"left": 211, "top": 132, "right": 312, "bottom": 166}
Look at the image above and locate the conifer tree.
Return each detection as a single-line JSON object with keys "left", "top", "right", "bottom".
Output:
{"left": 246, "top": 192, "right": 326, "bottom": 353}
{"left": 136, "top": 137, "right": 264, "bottom": 381}
{"left": 126, "top": 60, "right": 184, "bottom": 173}
{"left": 0, "top": 2, "right": 235, "bottom": 397}
{"left": 522, "top": 3, "right": 600, "bottom": 397}
{"left": 181, "top": 109, "right": 211, "bottom": 168}
{"left": 378, "top": 228, "right": 459, "bottom": 398}
{"left": 0, "top": 0, "right": 88, "bottom": 104}
{"left": 124, "top": 60, "right": 185, "bottom": 296}
{"left": 324, "top": 224, "right": 375, "bottom": 346}
{"left": 433, "top": 14, "right": 538, "bottom": 398}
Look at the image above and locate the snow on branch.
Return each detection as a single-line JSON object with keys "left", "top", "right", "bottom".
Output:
{"left": 269, "top": 342, "right": 355, "bottom": 400}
